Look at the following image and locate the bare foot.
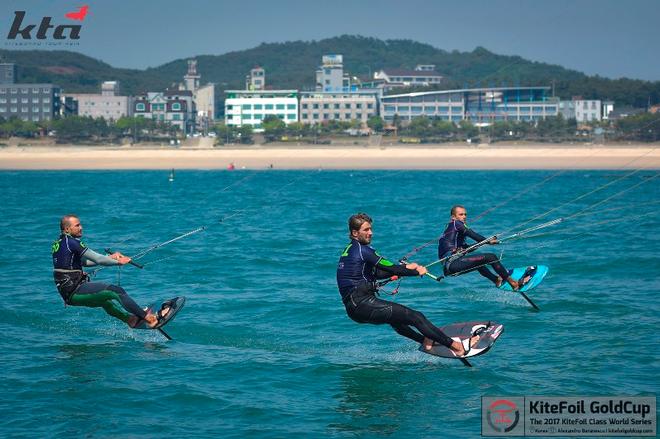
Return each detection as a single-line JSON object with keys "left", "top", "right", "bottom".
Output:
{"left": 495, "top": 277, "right": 503, "bottom": 288}
{"left": 508, "top": 278, "right": 520, "bottom": 290}
{"left": 422, "top": 337, "right": 434, "bottom": 351}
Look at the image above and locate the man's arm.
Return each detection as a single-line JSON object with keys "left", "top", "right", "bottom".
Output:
{"left": 375, "top": 258, "right": 423, "bottom": 277}
{"left": 82, "top": 248, "right": 121, "bottom": 267}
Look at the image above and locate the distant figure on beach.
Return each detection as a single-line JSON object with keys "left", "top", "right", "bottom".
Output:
{"left": 336, "top": 213, "right": 477, "bottom": 354}
{"left": 438, "top": 205, "right": 532, "bottom": 290}
{"left": 228, "top": 162, "right": 235, "bottom": 170}
{"left": 52, "top": 214, "right": 170, "bottom": 328}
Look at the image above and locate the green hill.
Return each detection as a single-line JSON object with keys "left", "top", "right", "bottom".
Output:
{"left": 1, "top": 35, "right": 658, "bottom": 108}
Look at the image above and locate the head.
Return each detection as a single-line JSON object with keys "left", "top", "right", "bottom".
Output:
{"left": 348, "top": 213, "right": 373, "bottom": 245}
{"left": 60, "top": 214, "right": 82, "bottom": 238}
{"left": 450, "top": 205, "right": 467, "bottom": 221}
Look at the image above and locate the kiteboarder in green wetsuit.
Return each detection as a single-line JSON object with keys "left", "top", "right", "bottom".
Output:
{"left": 52, "top": 214, "right": 170, "bottom": 328}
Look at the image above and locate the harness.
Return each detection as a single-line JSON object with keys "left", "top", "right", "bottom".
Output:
{"left": 53, "top": 269, "right": 89, "bottom": 304}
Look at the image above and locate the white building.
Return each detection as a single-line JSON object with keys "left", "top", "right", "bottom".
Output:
{"left": 66, "top": 81, "right": 132, "bottom": 120}
{"left": 224, "top": 90, "right": 298, "bottom": 131}
{"left": 133, "top": 90, "right": 195, "bottom": 133}
{"left": 559, "top": 99, "right": 602, "bottom": 122}
{"left": 373, "top": 65, "right": 444, "bottom": 88}
{"left": 316, "top": 55, "right": 351, "bottom": 92}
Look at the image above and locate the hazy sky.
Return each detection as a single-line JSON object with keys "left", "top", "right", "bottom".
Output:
{"left": 2, "top": 0, "right": 659, "bottom": 80}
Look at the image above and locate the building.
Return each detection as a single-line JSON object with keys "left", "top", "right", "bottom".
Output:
{"left": 299, "top": 91, "right": 379, "bottom": 125}
{"left": 373, "top": 65, "right": 444, "bottom": 88}
{"left": 65, "top": 81, "right": 133, "bottom": 120}
{"left": 559, "top": 98, "right": 602, "bottom": 122}
{"left": 181, "top": 59, "right": 215, "bottom": 132}
{"left": 0, "top": 62, "right": 60, "bottom": 122}
{"left": 315, "top": 55, "right": 352, "bottom": 92}
{"left": 224, "top": 90, "right": 298, "bottom": 131}
{"left": 380, "top": 87, "right": 559, "bottom": 124}
{"left": 133, "top": 90, "right": 195, "bottom": 133}
{"left": 246, "top": 67, "right": 265, "bottom": 91}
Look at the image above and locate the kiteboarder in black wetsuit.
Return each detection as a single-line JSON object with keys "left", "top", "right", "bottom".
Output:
{"left": 438, "top": 205, "right": 530, "bottom": 290}
{"left": 337, "top": 213, "right": 479, "bottom": 355}
{"left": 52, "top": 214, "right": 169, "bottom": 328}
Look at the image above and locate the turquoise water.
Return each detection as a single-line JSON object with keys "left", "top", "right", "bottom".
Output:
{"left": 1, "top": 170, "right": 658, "bottom": 437}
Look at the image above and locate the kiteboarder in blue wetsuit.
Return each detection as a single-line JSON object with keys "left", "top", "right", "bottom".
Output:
{"left": 52, "top": 214, "right": 170, "bottom": 328}
{"left": 337, "top": 213, "right": 479, "bottom": 355}
{"left": 438, "top": 205, "right": 533, "bottom": 290}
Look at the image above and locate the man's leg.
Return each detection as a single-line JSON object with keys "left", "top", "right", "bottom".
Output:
{"left": 70, "top": 282, "right": 150, "bottom": 325}
{"left": 447, "top": 253, "right": 505, "bottom": 285}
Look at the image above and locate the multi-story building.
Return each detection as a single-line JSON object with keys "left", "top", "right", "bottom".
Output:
{"left": 65, "top": 81, "right": 133, "bottom": 120}
{"left": 373, "top": 65, "right": 444, "bottom": 88}
{"left": 0, "top": 63, "right": 60, "bottom": 122}
{"left": 133, "top": 90, "right": 195, "bottom": 133}
{"left": 380, "top": 87, "right": 559, "bottom": 124}
{"left": 315, "top": 55, "right": 352, "bottom": 93}
{"left": 181, "top": 60, "right": 215, "bottom": 132}
{"left": 299, "top": 91, "right": 379, "bottom": 125}
{"left": 559, "top": 98, "right": 602, "bottom": 122}
{"left": 224, "top": 90, "right": 298, "bottom": 131}
{"left": 246, "top": 67, "right": 265, "bottom": 91}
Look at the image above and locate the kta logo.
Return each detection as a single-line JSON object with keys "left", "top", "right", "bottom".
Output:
{"left": 487, "top": 399, "right": 520, "bottom": 433}
{"left": 7, "top": 5, "right": 89, "bottom": 40}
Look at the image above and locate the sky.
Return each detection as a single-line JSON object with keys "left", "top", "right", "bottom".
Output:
{"left": 1, "top": 0, "right": 659, "bottom": 80}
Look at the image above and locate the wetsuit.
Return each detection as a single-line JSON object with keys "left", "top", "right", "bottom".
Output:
{"left": 438, "top": 219, "right": 510, "bottom": 284}
{"left": 52, "top": 234, "right": 147, "bottom": 323}
{"left": 336, "top": 239, "right": 454, "bottom": 348}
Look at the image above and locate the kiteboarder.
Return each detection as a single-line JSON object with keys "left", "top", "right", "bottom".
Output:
{"left": 337, "top": 213, "right": 479, "bottom": 355}
{"left": 438, "top": 205, "right": 533, "bottom": 290}
{"left": 52, "top": 214, "right": 170, "bottom": 328}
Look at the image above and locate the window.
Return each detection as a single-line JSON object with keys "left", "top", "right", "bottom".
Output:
{"left": 323, "top": 103, "right": 329, "bottom": 109}
{"left": 43, "top": 88, "right": 50, "bottom": 93}
{"left": 254, "top": 104, "right": 263, "bottom": 110}
{"left": 302, "top": 104, "right": 308, "bottom": 109}
{"left": 344, "top": 113, "right": 351, "bottom": 119}
{"left": 384, "top": 105, "right": 395, "bottom": 112}
{"left": 10, "top": 89, "right": 17, "bottom": 94}
{"left": 265, "top": 104, "right": 273, "bottom": 110}
{"left": 424, "top": 107, "right": 436, "bottom": 114}
{"left": 356, "top": 103, "right": 362, "bottom": 109}
{"left": 276, "top": 104, "right": 285, "bottom": 110}
{"left": 344, "top": 103, "right": 351, "bottom": 109}
{"left": 43, "top": 107, "right": 50, "bottom": 112}
{"left": 32, "top": 88, "right": 39, "bottom": 93}
{"left": 287, "top": 114, "right": 296, "bottom": 120}
{"left": 172, "top": 103, "right": 181, "bottom": 111}
{"left": 136, "top": 103, "right": 146, "bottom": 111}
{"left": 334, "top": 104, "right": 340, "bottom": 109}
{"left": 32, "top": 98, "right": 39, "bottom": 103}
{"left": 0, "top": 107, "right": 5, "bottom": 112}
{"left": 226, "top": 105, "right": 233, "bottom": 110}
{"left": 20, "top": 88, "right": 28, "bottom": 94}
{"left": 287, "top": 104, "right": 296, "bottom": 110}
{"left": 302, "top": 114, "right": 308, "bottom": 119}
{"left": 398, "top": 106, "right": 410, "bottom": 112}
{"left": 277, "top": 114, "right": 285, "bottom": 119}
{"left": 254, "top": 114, "right": 263, "bottom": 120}
{"left": 367, "top": 104, "right": 373, "bottom": 109}
{"left": 313, "top": 114, "right": 319, "bottom": 119}
{"left": 0, "top": 98, "right": 5, "bottom": 104}
{"left": 172, "top": 114, "right": 181, "bottom": 120}
{"left": 356, "top": 113, "right": 362, "bottom": 119}
{"left": 242, "top": 114, "right": 251, "bottom": 120}
{"left": 10, "top": 98, "right": 17, "bottom": 104}
{"left": 33, "top": 106, "right": 39, "bottom": 112}
{"left": 411, "top": 106, "right": 422, "bottom": 114}
{"left": 323, "top": 114, "right": 329, "bottom": 120}
{"left": 0, "top": 89, "right": 5, "bottom": 94}
{"left": 334, "top": 113, "right": 340, "bottom": 119}
{"left": 312, "top": 104, "right": 319, "bottom": 109}
{"left": 21, "top": 107, "right": 28, "bottom": 112}
{"left": 242, "top": 104, "right": 251, "bottom": 110}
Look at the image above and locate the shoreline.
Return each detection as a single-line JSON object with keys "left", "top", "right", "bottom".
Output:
{"left": 1, "top": 143, "right": 659, "bottom": 170}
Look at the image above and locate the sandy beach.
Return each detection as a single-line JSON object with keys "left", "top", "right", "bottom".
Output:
{"left": 1, "top": 143, "right": 659, "bottom": 170}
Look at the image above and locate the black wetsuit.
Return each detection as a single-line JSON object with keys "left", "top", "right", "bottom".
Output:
{"left": 336, "top": 239, "right": 454, "bottom": 348}
{"left": 52, "top": 234, "right": 146, "bottom": 322}
{"left": 438, "top": 219, "right": 510, "bottom": 284}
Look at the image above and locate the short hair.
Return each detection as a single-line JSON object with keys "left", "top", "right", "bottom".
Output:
{"left": 60, "top": 214, "right": 79, "bottom": 232}
{"left": 348, "top": 213, "right": 373, "bottom": 233}
{"left": 450, "top": 205, "right": 465, "bottom": 216}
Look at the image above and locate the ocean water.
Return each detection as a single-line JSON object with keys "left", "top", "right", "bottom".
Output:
{"left": 0, "top": 169, "right": 658, "bottom": 438}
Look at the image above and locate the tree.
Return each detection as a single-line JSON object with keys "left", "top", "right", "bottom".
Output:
{"left": 238, "top": 125, "right": 253, "bottom": 144}
{"left": 367, "top": 116, "right": 384, "bottom": 133}
{"left": 262, "top": 115, "right": 286, "bottom": 141}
